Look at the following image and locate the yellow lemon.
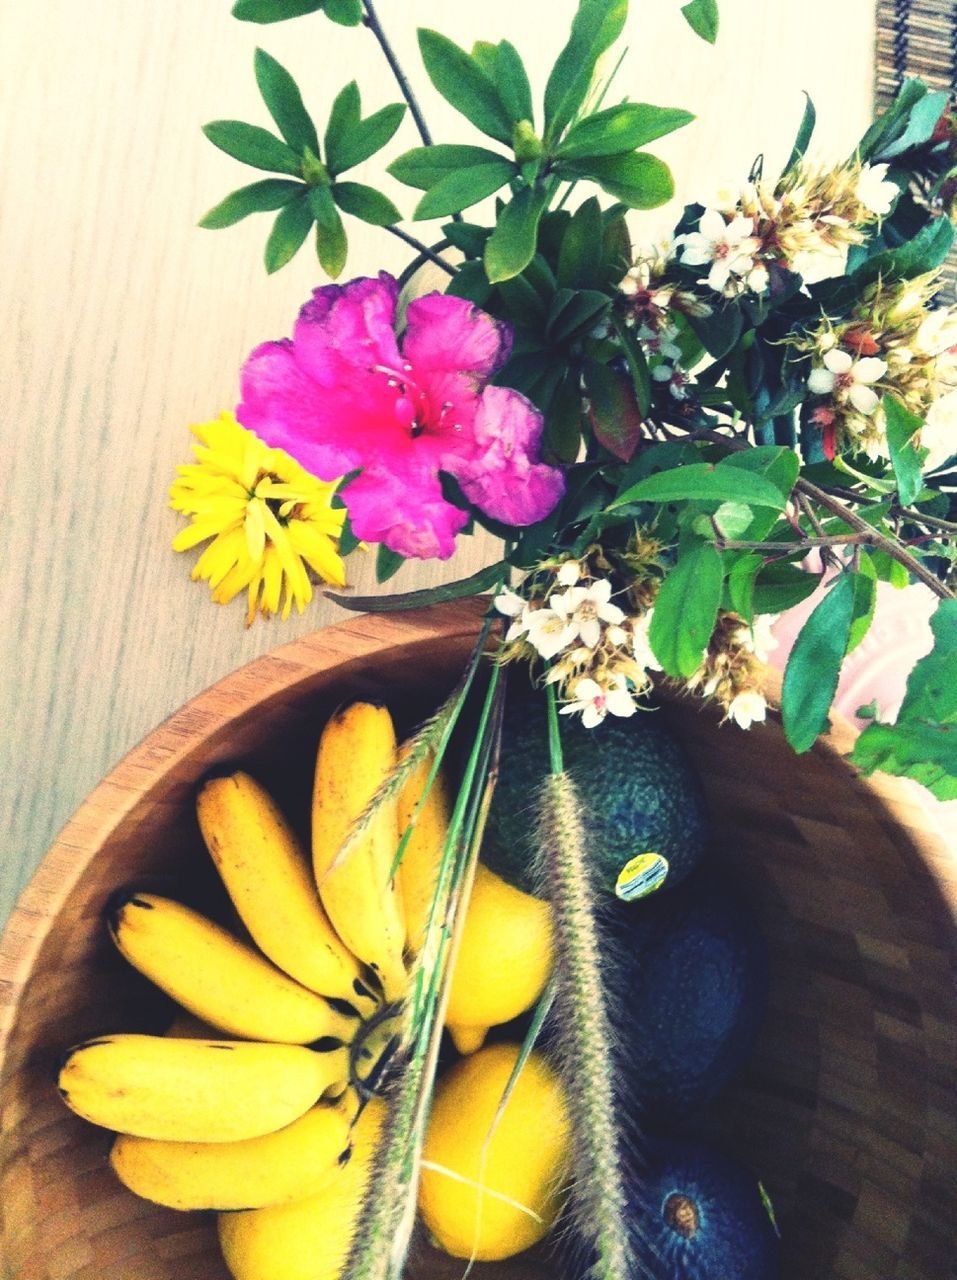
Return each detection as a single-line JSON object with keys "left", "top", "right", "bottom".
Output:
{"left": 445, "top": 863, "right": 554, "bottom": 1054}
{"left": 418, "top": 1042, "right": 572, "bottom": 1261}
{"left": 218, "top": 1098, "right": 385, "bottom": 1280}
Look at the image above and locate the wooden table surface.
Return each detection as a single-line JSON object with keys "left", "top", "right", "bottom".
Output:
{"left": 1, "top": 0, "right": 880, "bottom": 925}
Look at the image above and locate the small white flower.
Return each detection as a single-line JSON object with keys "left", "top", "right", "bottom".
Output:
{"left": 914, "top": 306, "right": 957, "bottom": 358}
{"left": 807, "top": 348, "right": 887, "bottom": 415}
{"left": 678, "top": 208, "right": 761, "bottom": 296}
{"left": 560, "top": 675, "right": 637, "bottom": 729}
{"left": 736, "top": 614, "right": 779, "bottom": 664}
{"left": 494, "top": 587, "right": 526, "bottom": 618}
{"left": 791, "top": 240, "right": 849, "bottom": 286}
{"left": 747, "top": 262, "right": 770, "bottom": 294}
{"left": 727, "top": 689, "right": 768, "bottom": 730}
{"left": 856, "top": 163, "right": 898, "bottom": 216}
{"left": 637, "top": 322, "right": 682, "bottom": 363}
{"left": 922, "top": 389, "right": 957, "bottom": 470}
{"left": 556, "top": 560, "right": 581, "bottom": 587}
{"left": 606, "top": 624, "right": 629, "bottom": 647}
{"left": 631, "top": 611, "right": 662, "bottom": 673}
{"left": 551, "top": 579, "right": 625, "bottom": 649}
{"left": 524, "top": 607, "right": 578, "bottom": 660}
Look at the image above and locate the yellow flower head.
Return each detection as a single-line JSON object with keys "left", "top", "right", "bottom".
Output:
{"left": 170, "top": 411, "right": 347, "bottom": 626}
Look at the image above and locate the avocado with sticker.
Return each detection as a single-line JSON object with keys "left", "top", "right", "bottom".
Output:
{"left": 483, "top": 675, "right": 710, "bottom": 897}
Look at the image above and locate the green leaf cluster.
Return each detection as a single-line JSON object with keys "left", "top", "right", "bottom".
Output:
{"left": 850, "top": 600, "right": 957, "bottom": 801}
{"left": 387, "top": 0, "right": 692, "bottom": 283}
{"left": 232, "top": 0, "right": 362, "bottom": 27}
{"left": 201, "top": 51, "right": 406, "bottom": 274}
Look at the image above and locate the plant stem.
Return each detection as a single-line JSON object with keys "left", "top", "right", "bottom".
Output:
{"left": 659, "top": 420, "right": 955, "bottom": 601}
{"left": 383, "top": 224, "right": 457, "bottom": 276}
{"left": 898, "top": 507, "right": 957, "bottom": 534}
{"left": 362, "top": 0, "right": 433, "bottom": 146}
{"left": 717, "top": 533, "right": 881, "bottom": 552}
{"left": 796, "top": 476, "right": 954, "bottom": 599}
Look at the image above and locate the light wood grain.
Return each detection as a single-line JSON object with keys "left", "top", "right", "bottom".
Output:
{"left": 0, "top": 0, "right": 879, "bottom": 921}
{"left": 1, "top": 602, "right": 955, "bottom": 1279}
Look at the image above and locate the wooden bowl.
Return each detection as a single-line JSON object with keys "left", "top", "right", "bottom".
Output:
{"left": 1, "top": 599, "right": 955, "bottom": 1280}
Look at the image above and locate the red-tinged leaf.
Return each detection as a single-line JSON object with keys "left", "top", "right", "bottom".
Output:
{"left": 582, "top": 359, "right": 643, "bottom": 462}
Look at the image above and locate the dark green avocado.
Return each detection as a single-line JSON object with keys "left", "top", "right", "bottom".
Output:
{"left": 629, "top": 1135, "right": 780, "bottom": 1279}
{"left": 603, "top": 864, "right": 769, "bottom": 1117}
{"left": 483, "top": 675, "right": 710, "bottom": 897}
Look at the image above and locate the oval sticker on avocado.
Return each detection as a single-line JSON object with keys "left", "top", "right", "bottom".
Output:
{"left": 615, "top": 852, "right": 668, "bottom": 901}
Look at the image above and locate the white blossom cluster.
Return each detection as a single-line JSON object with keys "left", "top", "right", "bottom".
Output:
{"left": 496, "top": 565, "right": 779, "bottom": 732}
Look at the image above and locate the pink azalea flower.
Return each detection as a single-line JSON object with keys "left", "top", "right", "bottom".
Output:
{"left": 237, "top": 272, "right": 564, "bottom": 560}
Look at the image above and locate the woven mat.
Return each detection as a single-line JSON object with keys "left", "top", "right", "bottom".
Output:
{"left": 876, "top": 0, "right": 957, "bottom": 296}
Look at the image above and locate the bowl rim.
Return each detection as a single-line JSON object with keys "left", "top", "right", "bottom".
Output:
{"left": 0, "top": 595, "right": 950, "bottom": 1071}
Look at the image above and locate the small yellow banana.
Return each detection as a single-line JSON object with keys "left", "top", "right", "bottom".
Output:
{"left": 312, "top": 702, "right": 407, "bottom": 1003}
{"left": 445, "top": 864, "right": 554, "bottom": 1055}
{"left": 58, "top": 1034, "right": 347, "bottom": 1142}
{"left": 218, "top": 1098, "right": 386, "bottom": 1280}
{"left": 396, "top": 746, "right": 452, "bottom": 956}
{"left": 110, "top": 1102, "right": 351, "bottom": 1210}
{"left": 109, "top": 892, "right": 356, "bottom": 1045}
{"left": 196, "top": 772, "right": 377, "bottom": 1012}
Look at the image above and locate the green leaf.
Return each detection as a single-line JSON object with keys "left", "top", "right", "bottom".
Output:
{"left": 263, "top": 192, "right": 315, "bottom": 272}
{"left": 727, "top": 552, "right": 763, "bottom": 622}
{"left": 309, "top": 185, "right": 347, "bottom": 277}
{"left": 556, "top": 196, "right": 603, "bottom": 289}
{"left": 883, "top": 394, "right": 928, "bottom": 507}
{"left": 649, "top": 542, "right": 724, "bottom": 677}
{"left": 418, "top": 29, "right": 512, "bottom": 144}
{"left": 721, "top": 446, "right": 800, "bottom": 500}
{"left": 546, "top": 289, "right": 610, "bottom": 345}
{"left": 332, "top": 181, "right": 400, "bottom": 226}
{"left": 847, "top": 551, "right": 878, "bottom": 654}
{"left": 611, "top": 314, "right": 651, "bottom": 418}
{"left": 232, "top": 0, "right": 323, "bottom": 22}
{"left": 253, "top": 48, "right": 319, "bottom": 156}
{"left": 544, "top": 369, "right": 585, "bottom": 463}
{"left": 783, "top": 91, "right": 816, "bottom": 175}
{"left": 751, "top": 562, "right": 820, "bottom": 614}
{"left": 329, "top": 562, "right": 508, "bottom": 612}
{"left": 202, "top": 120, "right": 302, "bottom": 175}
{"left": 781, "top": 572, "right": 857, "bottom": 753}
{"left": 853, "top": 215, "right": 954, "bottom": 285}
{"left": 850, "top": 599, "right": 957, "bottom": 799}
{"left": 544, "top": 0, "right": 628, "bottom": 144}
{"left": 880, "top": 89, "right": 950, "bottom": 159}
{"left": 495, "top": 40, "right": 534, "bottom": 125}
{"left": 681, "top": 0, "right": 719, "bottom": 43}
{"left": 413, "top": 161, "right": 516, "bottom": 220}
{"left": 610, "top": 461, "right": 786, "bottom": 510}
{"left": 442, "top": 220, "right": 490, "bottom": 257}
{"left": 324, "top": 82, "right": 360, "bottom": 169}
{"left": 562, "top": 152, "right": 674, "bottom": 209}
{"left": 556, "top": 103, "right": 694, "bottom": 160}
{"left": 326, "top": 95, "right": 406, "bottom": 175}
{"left": 388, "top": 144, "right": 507, "bottom": 190}
{"left": 582, "top": 359, "right": 643, "bottom": 462}
{"left": 858, "top": 78, "right": 929, "bottom": 162}
{"left": 443, "top": 260, "right": 492, "bottom": 305}
{"left": 375, "top": 543, "right": 406, "bottom": 584}
{"left": 322, "top": 0, "right": 362, "bottom": 23}
{"left": 198, "top": 178, "right": 304, "bottom": 228}
{"left": 484, "top": 186, "right": 548, "bottom": 284}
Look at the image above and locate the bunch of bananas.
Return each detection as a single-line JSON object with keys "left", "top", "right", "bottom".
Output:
{"left": 56, "top": 701, "right": 557, "bottom": 1278}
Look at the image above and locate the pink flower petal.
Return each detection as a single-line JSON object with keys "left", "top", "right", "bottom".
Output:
{"left": 293, "top": 273, "right": 402, "bottom": 388}
{"left": 238, "top": 341, "right": 362, "bottom": 480}
{"left": 342, "top": 465, "right": 468, "bottom": 561}
{"left": 448, "top": 385, "right": 564, "bottom": 526}
{"left": 403, "top": 293, "right": 512, "bottom": 378}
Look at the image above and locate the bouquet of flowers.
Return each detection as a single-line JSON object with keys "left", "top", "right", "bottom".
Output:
{"left": 171, "top": 0, "right": 956, "bottom": 802}
{"left": 52, "top": 4, "right": 957, "bottom": 1280}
